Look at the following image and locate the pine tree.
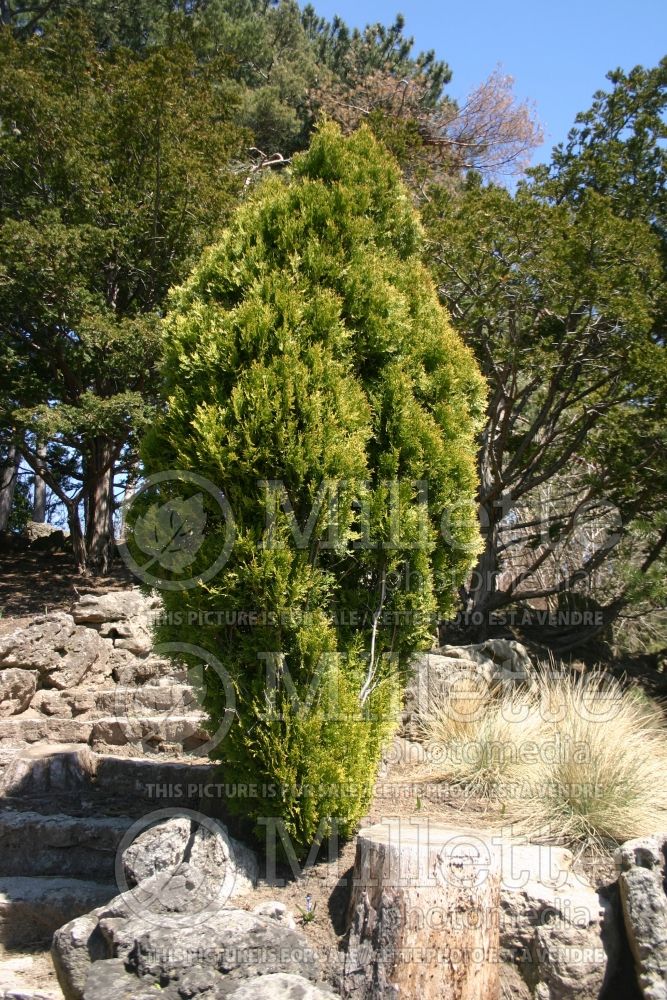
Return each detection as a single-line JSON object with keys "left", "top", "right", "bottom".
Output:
{"left": 0, "top": 14, "right": 246, "bottom": 567}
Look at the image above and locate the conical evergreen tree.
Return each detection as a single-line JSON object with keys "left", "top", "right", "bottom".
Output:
{"left": 139, "top": 124, "right": 486, "bottom": 854}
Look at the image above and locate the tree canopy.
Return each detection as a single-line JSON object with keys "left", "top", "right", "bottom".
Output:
{"left": 0, "top": 12, "right": 247, "bottom": 566}
{"left": 0, "top": 0, "right": 664, "bottom": 653}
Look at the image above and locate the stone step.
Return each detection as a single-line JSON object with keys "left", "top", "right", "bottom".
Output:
{"left": 90, "top": 714, "right": 208, "bottom": 752}
{"left": 0, "top": 876, "right": 115, "bottom": 949}
{"left": 0, "top": 717, "right": 94, "bottom": 747}
{"left": 94, "top": 683, "right": 199, "bottom": 715}
{"left": 28, "top": 680, "right": 199, "bottom": 721}
{"left": 0, "top": 744, "right": 219, "bottom": 817}
{"left": 0, "top": 710, "right": 208, "bottom": 753}
{"left": 0, "top": 810, "right": 133, "bottom": 879}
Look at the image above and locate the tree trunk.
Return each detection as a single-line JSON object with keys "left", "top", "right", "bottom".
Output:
{"left": 32, "top": 440, "right": 47, "bottom": 523}
{"left": 67, "top": 502, "right": 87, "bottom": 572}
{"left": 338, "top": 820, "right": 500, "bottom": 999}
{"left": 84, "top": 439, "right": 114, "bottom": 574}
{"left": 118, "top": 460, "right": 140, "bottom": 542}
{"left": 463, "top": 486, "right": 508, "bottom": 640}
{"left": 18, "top": 441, "right": 88, "bottom": 572}
{"left": 0, "top": 442, "right": 20, "bottom": 532}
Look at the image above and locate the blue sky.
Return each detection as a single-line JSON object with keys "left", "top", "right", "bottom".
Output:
{"left": 308, "top": 0, "right": 667, "bottom": 166}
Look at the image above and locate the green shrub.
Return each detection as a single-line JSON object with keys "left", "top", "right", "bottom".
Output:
{"left": 139, "top": 124, "right": 485, "bottom": 856}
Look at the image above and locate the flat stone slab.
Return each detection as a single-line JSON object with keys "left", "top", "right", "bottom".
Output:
{"left": 0, "top": 718, "right": 94, "bottom": 746}
{"left": 90, "top": 715, "right": 207, "bottom": 748}
{"left": 0, "top": 876, "right": 115, "bottom": 948}
{"left": 0, "top": 745, "right": 217, "bottom": 817}
{"left": 0, "top": 810, "right": 133, "bottom": 879}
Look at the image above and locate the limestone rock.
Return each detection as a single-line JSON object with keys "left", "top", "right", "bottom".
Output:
{"left": 23, "top": 521, "right": 60, "bottom": 542}
{"left": 0, "top": 614, "right": 109, "bottom": 690}
{"left": 403, "top": 641, "right": 535, "bottom": 735}
{"left": 227, "top": 974, "right": 338, "bottom": 999}
{"left": 0, "top": 669, "right": 36, "bottom": 717}
{"left": 127, "top": 909, "right": 320, "bottom": 981}
{"left": 529, "top": 923, "right": 611, "bottom": 999}
{"left": 0, "top": 744, "right": 215, "bottom": 817}
{"left": 251, "top": 900, "right": 297, "bottom": 930}
{"left": 0, "top": 743, "right": 98, "bottom": 802}
{"left": 66, "top": 688, "right": 98, "bottom": 716}
{"left": 402, "top": 652, "right": 483, "bottom": 734}
{"left": 111, "top": 650, "right": 183, "bottom": 686}
{"left": 97, "top": 682, "right": 197, "bottom": 716}
{"left": 0, "top": 876, "right": 114, "bottom": 948}
{"left": 121, "top": 816, "right": 191, "bottom": 885}
{"left": 30, "top": 686, "right": 97, "bottom": 717}
{"left": 90, "top": 714, "right": 207, "bottom": 751}
{"left": 0, "top": 809, "right": 132, "bottom": 879}
{"left": 30, "top": 688, "right": 72, "bottom": 717}
{"left": 79, "top": 961, "right": 338, "bottom": 1000}
{"left": 122, "top": 814, "right": 258, "bottom": 900}
{"left": 0, "top": 715, "right": 94, "bottom": 745}
{"left": 622, "top": 875, "right": 667, "bottom": 998}
{"left": 615, "top": 833, "right": 667, "bottom": 874}
{"left": 53, "top": 896, "right": 321, "bottom": 1000}
{"left": 81, "top": 959, "right": 165, "bottom": 1000}
{"left": 498, "top": 840, "right": 618, "bottom": 1000}
{"left": 616, "top": 833, "right": 667, "bottom": 1000}
{"left": 70, "top": 591, "right": 157, "bottom": 626}
{"left": 99, "top": 619, "right": 152, "bottom": 656}
{"left": 437, "top": 639, "right": 534, "bottom": 684}
{"left": 51, "top": 911, "right": 108, "bottom": 1000}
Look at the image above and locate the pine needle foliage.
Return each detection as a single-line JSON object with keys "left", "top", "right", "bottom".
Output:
{"left": 140, "top": 123, "right": 485, "bottom": 855}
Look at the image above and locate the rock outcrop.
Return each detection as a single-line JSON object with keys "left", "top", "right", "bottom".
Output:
{"left": 0, "top": 614, "right": 110, "bottom": 692}
{"left": 52, "top": 813, "right": 325, "bottom": 1000}
{"left": 0, "top": 590, "right": 206, "bottom": 756}
{"left": 402, "top": 638, "right": 535, "bottom": 736}
{"left": 615, "top": 833, "right": 667, "bottom": 1000}
{"left": 0, "top": 668, "right": 36, "bottom": 718}
{"left": 120, "top": 812, "right": 258, "bottom": 900}
{"left": 498, "top": 840, "right": 619, "bottom": 999}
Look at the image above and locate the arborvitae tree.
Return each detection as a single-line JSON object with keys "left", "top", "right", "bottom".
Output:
{"left": 137, "top": 124, "right": 485, "bottom": 855}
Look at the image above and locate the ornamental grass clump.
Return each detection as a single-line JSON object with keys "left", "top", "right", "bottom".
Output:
{"left": 416, "top": 665, "right": 667, "bottom": 848}
{"left": 524, "top": 670, "right": 667, "bottom": 847}
{"left": 415, "top": 673, "right": 544, "bottom": 797}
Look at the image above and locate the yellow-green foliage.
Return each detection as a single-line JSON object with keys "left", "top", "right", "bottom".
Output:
{"left": 140, "top": 124, "right": 485, "bottom": 856}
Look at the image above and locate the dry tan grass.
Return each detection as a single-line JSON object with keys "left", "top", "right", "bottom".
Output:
{"left": 523, "top": 670, "right": 667, "bottom": 847}
{"left": 414, "top": 674, "right": 543, "bottom": 797}
{"left": 415, "top": 667, "right": 667, "bottom": 847}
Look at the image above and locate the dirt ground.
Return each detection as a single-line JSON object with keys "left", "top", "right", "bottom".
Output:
{"left": 0, "top": 948, "right": 64, "bottom": 999}
{"left": 0, "top": 546, "right": 134, "bottom": 630}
